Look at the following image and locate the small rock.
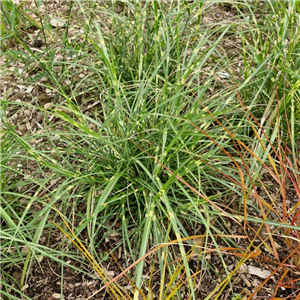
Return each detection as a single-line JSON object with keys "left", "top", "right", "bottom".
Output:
{"left": 44, "top": 102, "right": 55, "bottom": 110}
{"left": 50, "top": 18, "right": 66, "bottom": 28}
{"left": 36, "top": 112, "right": 43, "bottom": 122}
{"left": 34, "top": 39, "right": 43, "bottom": 47}
{"left": 24, "top": 110, "right": 31, "bottom": 116}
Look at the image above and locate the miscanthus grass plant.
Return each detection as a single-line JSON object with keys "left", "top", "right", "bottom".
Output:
{"left": 1, "top": 0, "right": 299, "bottom": 299}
